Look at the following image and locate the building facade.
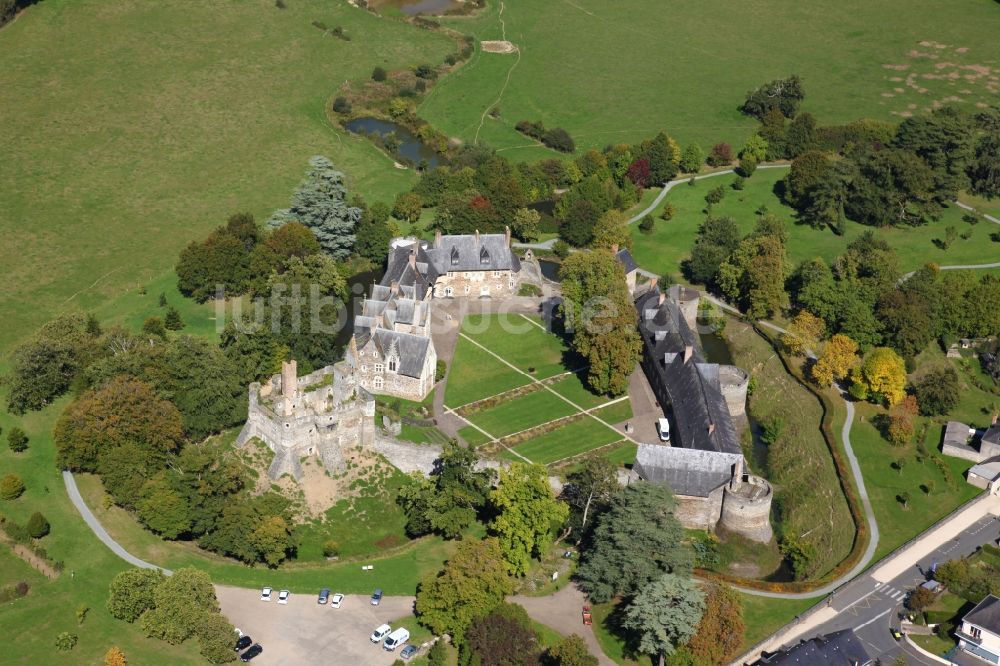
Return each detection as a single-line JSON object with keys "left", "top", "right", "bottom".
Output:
{"left": 958, "top": 594, "right": 1000, "bottom": 664}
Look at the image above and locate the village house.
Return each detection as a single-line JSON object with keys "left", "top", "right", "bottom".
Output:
{"left": 957, "top": 594, "right": 1000, "bottom": 664}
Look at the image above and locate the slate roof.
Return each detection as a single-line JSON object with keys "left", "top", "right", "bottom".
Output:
{"left": 615, "top": 248, "right": 637, "bottom": 274}
{"left": 635, "top": 288, "right": 741, "bottom": 455}
{"left": 371, "top": 329, "right": 431, "bottom": 378}
{"left": 964, "top": 594, "right": 1000, "bottom": 634}
{"left": 634, "top": 444, "right": 741, "bottom": 497}
{"left": 984, "top": 424, "right": 1000, "bottom": 448}
{"left": 424, "top": 233, "right": 521, "bottom": 274}
{"left": 758, "top": 629, "right": 872, "bottom": 666}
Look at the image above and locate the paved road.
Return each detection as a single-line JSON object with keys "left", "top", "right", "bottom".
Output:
{"left": 62, "top": 470, "right": 171, "bottom": 575}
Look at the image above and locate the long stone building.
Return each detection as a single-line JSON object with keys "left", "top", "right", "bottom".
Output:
{"left": 631, "top": 283, "right": 773, "bottom": 543}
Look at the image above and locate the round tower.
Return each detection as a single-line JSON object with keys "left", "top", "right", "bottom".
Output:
{"left": 719, "top": 467, "right": 773, "bottom": 543}
{"left": 718, "top": 365, "right": 749, "bottom": 418}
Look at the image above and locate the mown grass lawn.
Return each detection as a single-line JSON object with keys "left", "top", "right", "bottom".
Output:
{"left": 462, "top": 313, "right": 573, "bottom": 379}
{"left": 423, "top": 0, "right": 1000, "bottom": 155}
{"left": 737, "top": 593, "right": 821, "bottom": 652}
{"left": 444, "top": 337, "right": 529, "bottom": 406}
{"left": 457, "top": 425, "right": 493, "bottom": 448}
{"left": 511, "top": 418, "right": 623, "bottom": 465}
{"left": 630, "top": 168, "right": 998, "bottom": 282}
{"left": 592, "top": 399, "right": 634, "bottom": 426}
{"left": 0, "top": 0, "right": 454, "bottom": 356}
{"left": 465, "top": 389, "right": 577, "bottom": 438}
{"left": 549, "top": 373, "right": 611, "bottom": 410}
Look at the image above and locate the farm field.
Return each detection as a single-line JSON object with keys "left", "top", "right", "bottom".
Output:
{"left": 422, "top": 0, "right": 1000, "bottom": 156}
{"left": 630, "top": 168, "right": 1000, "bottom": 282}
{"left": 0, "top": 0, "right": 454, "bottom": 357}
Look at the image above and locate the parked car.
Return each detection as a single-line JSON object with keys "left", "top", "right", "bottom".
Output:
{"left": 330, "top": 592, "right": 344, "bottom": 609}
{"left": 240, "top": 644, "right": 263, "bottom": 662}
{"left": 371, "top": 588, "right": 383, "bottom": 606}
{"left": 383, "top": 628, "right": 410, "bottom": 652}
{"left": 400, "top": 645, "right": 418, "bottom": 661}
{"left": 371, "top": 624, "right": 392, "bottom": 643}
{"left": 657, "top": 418, "right": 671, "bottom": 442}
{"left": 234, "top": 635, "right": 253, "bottom": 652}
{"left": 318, "top": 588, "right": 330, "bottom": 605}
{"left": 260, "top": 587, "right": 272, "bottom": 602}
{"left": 278, "top": 589, "right": 290, "bottom": 604}
{"left": 582, "top": 605, "right": 593, "bottom": 625}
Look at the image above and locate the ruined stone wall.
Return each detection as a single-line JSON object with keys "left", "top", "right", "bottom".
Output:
{"left": 719, "top": 475, "right": 773, "bottom": 543}
{"left": 719, "top": 365, "right": 749, "bottom": 418}
{"left": 671, "top": 487, "right": 725, "bottom": 532}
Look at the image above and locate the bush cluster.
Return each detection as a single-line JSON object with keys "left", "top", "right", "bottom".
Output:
{"left": 514, "top": 120, "right": 575, "bottom": 153}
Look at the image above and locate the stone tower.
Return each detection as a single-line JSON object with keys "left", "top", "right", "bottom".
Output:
{"left": 719, "top": 458, "right": 774, "bottom": 543}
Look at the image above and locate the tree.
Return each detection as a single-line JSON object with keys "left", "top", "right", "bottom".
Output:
{"left": 547, "top": 634, "right": 598, "bottom": 666}
{"left": 176, "top": 215, "right": 259, "bottom": 301}
{"left": 707, "top": 143, "right": 733, "bottom": 167}
{"left": 511, "top": 207, "right": 541, "bottom": 242}
{"left": 679, "top": 144, "right": 703, "bottom": 173}
{"left": 576, "top": 483, "right": 692, "bottom": 603}
{"left": 26, "top": 512, "right": 50, "bottom": 538}
{"left": 0, "top": 474, "right": 25, "bottom": 500}
{"left": 7, "top": 426, "right": 28, "bottom": 453}
{"left": 716, "top": 232, "right": 787, "bottom": 319}
{"left": 353, "top": 201, "right": 397, "bottom": 264}
{"left": 104, "top": 647, "right": 128, "bottom": 666}
{"left": 489, "top": 463, "right": 568, "bottom": 575}
{"left": 626, "top": 158, "right": 651, "bottom": 188}
{"left": 55, "top": 376, "right": 184, "bottom": 472}
{"left": 140, "top": 568, "right": 220, "bottom": 645}
{"left": 55, "top": 632, "right": 78, "bottom": 652}
{"left": 684, "top": 583, "right": 744, "bottom": 665}
{"left": 142, "top": 316, "right": 167, "bottom": 340}
{"left": 847, "top": 148, "right": 939, "bottom": 227}
{"left": 639, "top": 214, "right": 655, "bottom": 234}
{"left": 564, "top": 456, "right": 620, "bottom": 535}
{"left": 704, "top": 185, "right": 725, "bottom": 206}
{"left": 623, "top": 574, "right": 706, "bottom": 666}
{"left": 558, "top": 251, "right": 641, "bottom": 396}
{"left": 811, "top": 334, "right": 859, "bottom": 387}
{"left": 427, "top": 640, "right": 449, "bottom": 666}
{"left": 138, "top": 475, "right": 191, "bottom": 539}
{"left": 876, "top": 289, "right": 933, "bottom": 360}
{"left": 163, "top": 307, "right": 184, "bottom": 331}
{"left": 683, "top": 216, "right": 741, "bottom": 286}
{"left": 107, "top": 568, "right": 165, "bottom": 623}
{"left": 781, "top": 311, "right": 825, "bottom": 356}
{"left": 372, "top": 66, "right": 387, "bottom": 81}
{"left": 914, "top": 366, "right": 960, "bottom": 416}
{"left": 249, "top": 515, "right": 295, "bottom": 567}
{"left": 268, "top": 156, "right": 361, "bottom": 259}
{"left": 785, "top": 112, "right": 817, "bottom": 157}
{"left": 392, "top": 191, "right": 423, "bottom": 225}
{"left": 893, "top": 107, "right": 975, "bottom": 202}
{"left": 740, "top": 135, "right": 768, "bottom": 162}
{"left": 741, "top": 75, "right": 805, "bottom": 120}
{"left": 908, "top": 586, "right": 936, "bottom": 612}
{"left": 464, "top": 603, "right": 541, "bottom": 666}
{"left": 855, "top": 347, "right": 907, "bottom": 406}
{"left": 559, "top": 198, "right": 601, "bottom": 247}
{"left": 635, "top": 132, "right": 681, "bottom": 184}
{"left": 591, "top": 209, "right": 632, "bottom": 251}
{"left": 415, "top": 538, "right": 514, "bottom": 640}
{"left": 968, "top": 130, "right": 1000, "bottom": 198}
{"left": 197, "top": 611, "right": 238, "bottom": 664}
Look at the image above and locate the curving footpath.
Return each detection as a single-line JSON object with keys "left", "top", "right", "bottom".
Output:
{"left": 62, "top": 470, "right": 172, "bottom": 575}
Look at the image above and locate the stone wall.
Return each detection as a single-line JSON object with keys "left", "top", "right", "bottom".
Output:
{"left": 671, "top": 487, "right": 725, "bottom": 532}
{"left": 433, "top": 269, "right": 518, "bottom": 299}
{"left": 943, "top": 442, "right": 984, "bottom": 463}
{"left": 719, "top": 365, "right": 749, "bottom": 418}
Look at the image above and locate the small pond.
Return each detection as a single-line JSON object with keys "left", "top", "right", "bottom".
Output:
{"left": 345, "top": 117, "right": 441, "bottom": 169}
{"left": 374, "top": 0, "right": 463, "bottom": 15}
{"left": 539, "top": 259, "right": 562, "bottom": 282}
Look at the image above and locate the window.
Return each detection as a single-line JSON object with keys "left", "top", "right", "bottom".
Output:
{"left": 375, "top": 363, "right": 384, "bottom": 373}
{"left": 373, "top": 376, "right": 384, "bottom": 390}
{"left": 388, "top": 358, "right": 397, "bottom": 372}
{"left": 480, "top": 247, "right": 491, "bottom": 264}
{"left": 464, "top": 285, "right": 470, "bottom": 294}
{"left": 494, "top": 271, "right": 503, "bottom": 277}
{"left": 450, "top": 247, "right": 460, "bottom": 265}
{"left": 970, "top": 625, "right": 982, "bottom": 640}
{"left": 509, "top": 279, "right": 515, "bottom": 288}
{"left": 445, "top": 286, "right": 453, "bottom": 297}
{"left": 361, "top": 365, "right": 368, "bottom": 374}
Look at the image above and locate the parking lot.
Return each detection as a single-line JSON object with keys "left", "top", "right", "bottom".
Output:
{"left": 217, "top": 586, "right": 418, "bottom": 666}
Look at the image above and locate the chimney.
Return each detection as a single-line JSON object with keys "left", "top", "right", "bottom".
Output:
{"left": 993, "top": 412, "right": 999, "bottom": 426}
{"left": 281, "top": 360, "right": 298, "bottom": 398}
{"left": 611, "top": 243, "right": 619, "bottom": 256}
{"left": 475, "top": 229, "right": 480, "bottom": 247}
{"left": 658, "top": 292, "right": 666, "bottom": 306}
{"left": 504, "top": 225, "right": 511, "bottom": 247}
{"left": 708, "top": 423, "right": 716, "bottom": 436}
{"left": 390, "top": 280, "right": 399, "bottom": 295}
{"left": 649, "top": 277, "right": 658, "bottom": 292}
{"left": 435, "top": 229, "right": 442, "bottom": 249}
{"left": 683, "top": 345, "right": 693, "bottom": 363}
{"left": 409, "top": 246, "right": 417, "bottom": 270}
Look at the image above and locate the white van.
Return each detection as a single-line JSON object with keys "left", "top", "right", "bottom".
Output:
{"left": 657, "top": 418, "right": 671, "bottom": 442}
{"left": 383, "top": 628, "right": 410, "bottom": 652}
{"left": 370, "top": 624, "right": 391, "bottom": 643}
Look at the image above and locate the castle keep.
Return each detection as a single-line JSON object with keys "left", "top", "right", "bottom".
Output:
{"left": 631, "top": 284, "right": 773, "bottom": 543}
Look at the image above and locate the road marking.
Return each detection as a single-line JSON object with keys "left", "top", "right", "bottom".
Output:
{"left": 854, "top": 608, "right": 892, "bottom": 631}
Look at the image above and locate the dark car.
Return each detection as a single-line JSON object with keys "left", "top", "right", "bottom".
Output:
{"left": 240, "top": 644, "right": 263, "bottom": 662}
{"left": 371, "top": 588, "right": 383, "bottom": 606}
{"left": 400, "top": 645, "right": 419, "bottom": 661}
{"left": 234, "top": 635, "right": 253, "bottom": 652}
{"left": 318, "top": 588, "right": 330, "bottom": 604}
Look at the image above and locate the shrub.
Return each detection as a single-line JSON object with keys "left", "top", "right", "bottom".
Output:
{"left": 737, "top": 153, "right": 758, "bottom": 177}
{"left": 55, "top": 632, "right": 78, "bottom": 652}
{"left": 705, "top": 185, "right": 725, "bottom": 206}
{"left": 427, "top": 640, "right": 449, "bottom": 666}
{"left": 543, "top": 127, "right": 575, "bottom": 153}
{"left": 322, "top": 540, "right": 340, "bottom": 558}
{"left": 435, "top": 359, "right": 448, "bottom": 382}
{"left": 1, "top": 474, "right": 25, "bottom": 500}
{"left": 163, "top": 307, "right": 184, "bottom": 331}
{"left": 731, "top": 176, "right": 746, "bottom": 191}
{"left": 104, "top": 647, "right": 128, "bottom": 666}
{"left": 639, "top": 214, "right": 655, "bottom": 234}
{"left": 908, "top": 586, "right": 935, "bottom": 612}
{"left": 76, "top": 604, "right": 89, "bottom": 625}
{"left": 660, "top": 203, "right": 676, "bottom": 220}
{"left": 332, "top": 97, "right": 351, "bottom": 114}
{"left": 274, "top": 0, "right": 285, "bottom": 7}
{"left": 0, "top": 581, "right": 30, "bottom": 603}
{"left": 372, "top": 66, "right": 387, "bottom": 82}
{"left": 552, "top": 240, "right": 570, "bottom": 259}
{"left": 7, "top": 427, "right": 28, "bottom": 452}
{"left": 27, "top": 512, "right": 50, "bottom": 538}
{"left": 707, "top": 143, "right": 733, "bottom": 167}
{"left": 518, "top": 283, "right": 542, "bottom": 297}
{"left": 414, "top": 64, "right": 436, "bottom": 79}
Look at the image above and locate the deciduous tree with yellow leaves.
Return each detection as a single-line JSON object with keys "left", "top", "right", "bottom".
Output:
{"left": 810, "top": 334, "right": 859, "bottom": 386}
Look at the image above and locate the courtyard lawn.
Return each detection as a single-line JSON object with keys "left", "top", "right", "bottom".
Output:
{"left": 549, "top": 373, "right": 611, "bottom": 410}
{"left": 422, "top": 0, "right": 1000, "bottom": 155}
{"left": 510, "top": 417, "right": 623, "bottom": 465}
{"left": 464, "top": 389, "right": 577, "bottom": 439}
{"left": 462, "top": 314, "right": 574, "bottom": 379}
{"left": 444, "top": 336, "right": 530, "bottom": 406}
{"left": 738, "top": 593, "right": 821, "bottom": 652}
{"left": 630, "top": 168, "right": 1000, "bottom": 282}
{"left": 457, "top": 425, "right": 492, "bottom": 448}
{"left": 0, "top": 0, "right": 454, "bottom": 357}
{"left": 592, "top": 399, "right": 634, "bottom": 426}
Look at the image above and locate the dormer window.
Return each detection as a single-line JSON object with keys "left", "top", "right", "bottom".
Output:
{"left": 480, "top": 247, "right": 491, "bottom": 264}
{"left": 388, "top": 358, "right": 397, "bottom": 372}
{"left": 450, "top": 247, "right": 460, "bottom": 265}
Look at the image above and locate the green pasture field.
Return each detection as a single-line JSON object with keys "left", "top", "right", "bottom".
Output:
{"left": 462, "top": 314, "right": 573, "bottom": 379}
{"left": 510, "top": 418, "right": 623, "bottom": 465}
{"left": 422, "top": 0, "right": 1000, "bottom": 156}
{"left": 843, "top": 347, "right": 993, "bottom": 561}
{"left": 464, "top": 389, "right": 577, "bottom": 438}
{"left": 444, "top": 337, "right": 529, "bottom": 406}
{"left": 630, "top": 168, "right": 1000, "bottom": 282}
{"left": 0, "top": 0, "right": 454, "bottom": 356}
